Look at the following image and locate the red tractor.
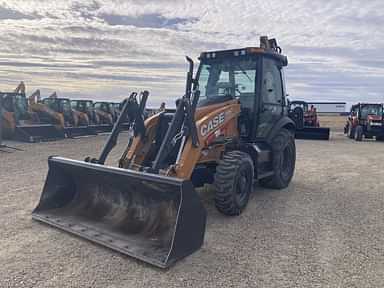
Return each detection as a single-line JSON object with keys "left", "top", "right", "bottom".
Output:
{"left": 288, "top": 100, "right": 329, "bottom": 140}
{"left": 344, "top": 103, "right": 384, "bottom": 141}
{"left": 290, "top": 101, "right": 319, "bottom": 126}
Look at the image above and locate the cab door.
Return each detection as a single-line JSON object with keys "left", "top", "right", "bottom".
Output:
{"left": 256, "top": 57, "right": 285, "bottom": 138}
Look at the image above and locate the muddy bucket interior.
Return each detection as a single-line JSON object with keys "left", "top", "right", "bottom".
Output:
{"left": 32, "top": 157, "right": 206, "bottom": 268}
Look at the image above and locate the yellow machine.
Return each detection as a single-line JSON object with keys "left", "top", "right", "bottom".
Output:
{"left": 33, "top": 37, "right": 296, "bottom": 267}
{"left": 34, "top": 95, "right": 94, "bottom": 137}
{"left": 94, "top": 102, "right": 114, "bottom": 125}
{"left": 0, "top": 83, "right": 62, "bottom": 142}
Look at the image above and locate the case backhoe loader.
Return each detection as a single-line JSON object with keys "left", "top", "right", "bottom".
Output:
{"left": 39, "top": 97, "right": 94, "bottom": 137}
{"left": 70, "top": 99, "right": 100, "bottom": 134}
{"left": 94, "top": 102, "right": 115, "bottom": 124}
{"left": 0, "top": 84, "right": 62, "bottom": 142}
{"left": 33, "top": 36, "right": 296, "bottom": 268}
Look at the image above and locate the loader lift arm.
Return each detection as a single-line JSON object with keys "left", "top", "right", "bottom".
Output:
{"left": 152, "top": 57, "right": 199, "bottom": 172}
{"left": 86, "top": 91, "right": 149, "bottom": 164}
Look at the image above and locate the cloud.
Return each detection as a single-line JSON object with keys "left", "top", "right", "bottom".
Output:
{"left": 0, "top": 0, "right": 382, "bottom": 107}
{"left": 99, "top": 12, "right": 198, "bottom": 29}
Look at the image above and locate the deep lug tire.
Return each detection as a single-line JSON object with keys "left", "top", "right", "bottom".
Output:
{"left": 214, "top": 151, "right": 254, "bottom": 216}
{"left": 348, "top": 124, "right": 355, "bottom": 139}
{"left": 259, "top": 129, "right": 296, "bottom": 189}
{"left": 354, "top": 125, "right": 363, "bottom": 141}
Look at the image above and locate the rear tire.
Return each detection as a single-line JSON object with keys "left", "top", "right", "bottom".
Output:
{"left": 214, "top": 151, "right": 254, "bottom": 216}
{"left": 376, "top": 136, "right": 384, "bottom": 141}
{"left": 259, "top": 129, "right": 296, "bottom": 189}
{"left": 354, "top": 125, "right": 363, "bottom": 141}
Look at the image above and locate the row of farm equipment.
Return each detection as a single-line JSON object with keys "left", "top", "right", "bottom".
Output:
{"left": 0, "top": 82, "right": 127, "bottom": 142}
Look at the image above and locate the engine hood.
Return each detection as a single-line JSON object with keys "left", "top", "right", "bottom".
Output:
{"left": 367, "top": 115, "right": 382, "bottom": 121}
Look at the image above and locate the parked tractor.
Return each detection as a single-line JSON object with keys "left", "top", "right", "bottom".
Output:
{"left": 288, "top": 100, "right": 330, "bottom": 140}
{"left": 38, "top": 97, "right": 92, "bottom": 137}
{"left": 344, "top": 103, "right": 384, "bottom": 141}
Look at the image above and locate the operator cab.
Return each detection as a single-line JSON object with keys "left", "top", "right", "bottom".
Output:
{"left": 94, "top": 102, "right": 111, "bottom": 113}
{"left": 196, "top": 37, "right": 288, "bottom": 139}
{"left": 1, "top": 92, "right": 29, "bottom": 122}
{"left": 43, "top": 98, "right": 73, "bottom": 123}
{"left": 360, "top": 104, "right": 383, "bottom": 119}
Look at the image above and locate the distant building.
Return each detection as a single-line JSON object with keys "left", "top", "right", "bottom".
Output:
{"left": 307, "top": 102, "right": 346, "bottom": 114}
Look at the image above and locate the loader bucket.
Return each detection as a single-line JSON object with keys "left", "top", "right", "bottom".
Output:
{"left": 15, "top": 124, "right": 65, "bottom": 142}
{"left": 32, "top": 157, "right": 206, "bottom": 268}
{"left": 295, "top": 127, "right": 330, "bottom": 140}
{"left": 64, "top": 126, "right": 97, "bottom": 138}
{"left": 89, "top": 124, "right": 113, "bottom": 133}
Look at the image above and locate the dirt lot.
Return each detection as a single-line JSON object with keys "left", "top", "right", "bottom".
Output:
{"left": 318, "top": 114, "right": 347, "bottom": 132}
{"left": 1, "top": 132, "right": 383, "bottom": 288}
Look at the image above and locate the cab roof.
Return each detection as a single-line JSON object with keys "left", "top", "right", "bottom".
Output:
{"left": 199, "top": 36, "right": 287, "bottom": 66}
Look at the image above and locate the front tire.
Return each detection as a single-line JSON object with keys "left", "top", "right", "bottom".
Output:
{"left": 354, "top": 125, "right": 363, "bottom": 141}
{"left": 348, "top": 124, "right": 355, "bottom": 139}
{"left": 214, "top": 151, "right": 254, "bottom": 216}
{"left": 259, "top": 129, "right": 296, "bottom": 189}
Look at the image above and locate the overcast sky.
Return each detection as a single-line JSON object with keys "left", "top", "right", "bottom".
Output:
{"left": 0, "top": 0, "right": 383, "bottom": 107}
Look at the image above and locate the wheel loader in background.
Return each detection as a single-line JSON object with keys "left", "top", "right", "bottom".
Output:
{"left": 38, "top": 96, "right": 93, "bottom": 137}
{"left": 94, "top": 101, "right": 115, "bottom": 123}
{"left": 32, "top": 36, "right": 296, "bottom": 268}
{"left": 344, "top": 103, "right": 384, "bottom": 141}
{"left": 0, "top": 83, "right": 62, "bottom": 142}
{"left": 70, "top": 99, "right": 100, "bottom": 134}
{"left": 288, "top": 100, "right": 330, "bottom": 140}
{"left": 93, "top": 101, "right": 116, "bottom": 132}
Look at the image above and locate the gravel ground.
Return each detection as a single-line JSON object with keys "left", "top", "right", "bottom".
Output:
{"left": 0, "top": 132, "right": 383, "bottom": 288}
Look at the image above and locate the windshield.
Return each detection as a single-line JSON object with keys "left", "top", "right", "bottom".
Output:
{"left": 61, "top": 100, "right": 71, "bottom": 114}
{"left": 361, "top": 105, "right": 382, "bottom": 118}
{"left": 43, "top": 98, "right": 58, "bottom": 110}
{"left": 95, "top": 102, "right": 108, "bottom": 112}
{"left": 197, "top": 59, "right": 257, "bottom": 103}
{"left": 15, "top": 95, "right": 27, "bottom": 113}
{"left": 13, "top": 95, "right": 29, "bottom": 120}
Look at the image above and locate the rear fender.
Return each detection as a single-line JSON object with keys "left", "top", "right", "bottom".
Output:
{"left": 266, "top": 116, "right": 295, "bottom": 143}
